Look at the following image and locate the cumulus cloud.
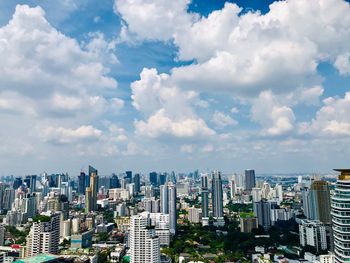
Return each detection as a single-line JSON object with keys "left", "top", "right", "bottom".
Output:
{"left": 43, "top": 125, "right": 102, "bottom": 144}
{"left": 117, "top": 0, "right": 350, "bottom": 96}
{"left": 251, "top": 91, "right": 295, "bottom": 136}
{"left": 300, "top": 92, "right": 350, "bottom": 136}
{"left": 131, "top": 68, "right": 214, "bottom": 139}
{"left": 211, "top": 111, "right": 237, "bottom": 129}
{"left": 114, "top": 0, "right": 196, "bottom": 41}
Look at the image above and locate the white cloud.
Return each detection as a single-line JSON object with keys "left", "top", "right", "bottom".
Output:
{"left": 212, "top": 111, "right": 237, "bottom": 129}
{"left": 300, "top": 92, "right": 350, "bottom": 136}
{"left": 131, "top": 68, "right": 214, "bottom": 139}
{"left": 43, "top": 125, "right": 102, "bottom": 144}
{"left": 134, "top": 109, "right": 214, "bottom": 139}
{"left": 251, "top": 91, "right": 295, "bottom": 136}
{"left": 114, "top": 0, "right": 196, "bottom": 41}
{"left": 335, "top": 52, "right": 350, "bottom": 75}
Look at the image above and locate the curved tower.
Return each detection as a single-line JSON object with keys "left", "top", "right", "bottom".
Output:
{"left": 332, "top": 169, "right": 350, "bottom": 263}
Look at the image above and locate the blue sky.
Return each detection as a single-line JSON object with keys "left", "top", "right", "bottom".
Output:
{"left": 0, "top": 0, "right": 350, "bottom": 176}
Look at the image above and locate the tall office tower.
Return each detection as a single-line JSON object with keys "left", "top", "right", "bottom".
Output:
{"left": 252, "top": 188, "right": 262, "bottom": 202}
{"left": 212, "top": 171, "right": 224, "bottom": 223}
{"left": 230, "top": 180, "right": 236, "bottom": 199}
{"left": 133, "top": 174, "right": 141, "bottom": 193}
{"left": 89, "top": 166, "right": 98, "bottom": 211}
{"left": 160, "top": 184, "right": 169, "bottom": 214}
{"left": 234, "top": 173, "right": 245, "bottom": 188}
{"left": 13, "top": 177, "right": 22, "bottom": 190}
{"left": 261, "top": 182, "right": 271, "bottom": 199}
{"left": 85, "top": 187, "right": 92, "bottom": 213}
{"left": 3, "top": 188, "right": 15, "bottom": 210}
{"left": 201, "top": 173, "right": 209, "bottom": 225}
{"left": 125, "top": 171, "right": 132, "bottom": 183}
{"left": 24, "top": 193, "right": 37, "bottom": 219}
{"left": 149, "top": 172, "right": 158, "bottom": 186}
{"left": 110, "top": 174, "right": 120, "bottom": 189}
{"left": 244, "top": 169, "right": 256, "bottom": 191}
{"left": 332, "top": 169, "right": 350, "bottom": 263}
{"left": 159, "top": 173, "right": 167, "bottom": 186}
{"left": 145, "top": 185, "right": 154, "bottom": 198}
{"left": 168, "top": 184, "right": 177, "bottom": 234}
{"left": 302, "top": 187, "right": 313, "bottom": 219}
{"left": 254, "top": 200, "right": 275, "bottom": 230}
{"left": 275, "top": 184, "right": 283, "bottom": 202}
{"left": 26, "top": 212, "right": 60, "bottom": 257}
{"left": 201, "top": 173, "right": 208, "bottom": 189}
{"left": 78, "top": 171, "right": 86, "bottom": 195}
{"left": 129, "top": 215, "right": 160, "bottom": 263}
{"left": 311, "top": 181, "right": 332, "bottom": 224}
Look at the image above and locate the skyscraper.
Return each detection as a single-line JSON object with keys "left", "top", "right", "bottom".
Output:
{"left": 129, "top": 214, "right": 160, "bottom": 263}
{"left": 125, "top": 171, "right": 132, "bottom": 183}
{"left": 331, "top": 169, "right": 350, "bottom": 263}
{"left": 302, "top": 181, "right": 332, "bottom": 224}
{"left": 212, "top": 171, "right": 224, "bottom": 226}
{"left": 110, "top": 174, "right": 120, "bottom": 189}
{"left": 85, "top": 187, "right": 92, "bottom": 213}
{"left": 310, "top": 180, "right": 332, "bottom": 224}
{"left": 244, "top": 169, "right": 256, "bottom": 191}
{"left": 149, "top": 172, "right": 158, "bottom": 186}
{"left": 168, "top": 184, "right": 177, "bottom": 234}
{"left": 26, "top": 212, "right": 60, "bottom": 257}
{"left": 160, "top": 184, "right": 169, "bottom": 214}
{"left": 78, "top": 171, "right": 86, "bottom": 195}
{"left": 133, "top": 173, "right": 141, "bottom": 193}
{"left": 89, "top": 166, "right": 98, "bottom": 211}
{"left": 201, "top": 173, "right": 209, "bottom": 226}
{"left": 253, "top": 200, "right": 275, "bottom": 230}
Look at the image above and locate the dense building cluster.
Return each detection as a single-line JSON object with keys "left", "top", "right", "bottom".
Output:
{"left": 0, "top": 168, "right": 347, "bottom": 263}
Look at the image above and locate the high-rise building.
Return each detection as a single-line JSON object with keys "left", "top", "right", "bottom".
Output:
{"left": 212, "top": 171, "right": 224, "bottom": 224}
{"left": 201, "top": 173, "right": 209, "bottom": 226}
{"left": 149, "top": 172, "right": 158, "bottom": 186}
{"left": 230, "top": 180, "right": 236, "bottom": 199}
{"left": 299, "top": 219, "right": 332, "bottom": 253}
{"left": 303, "top": 181, "right": 332, "bottom": 224}
{"left": 168, "top": 184, "right": 177, "bottom": 234}
{"left": 311, "top": 180, "right": 332, "bottom": 224}
{"left": 159, "top": 174, "right": 167, "bottom": 186}
{"left": 78, "top": 172, "right": 86, "bottom": 195}
{"left": 160, "top": 184, "right": 169, "bottom": 214}
{"left": 129, "top": 214, "right": 160, "bottom": 263}
{"left": 253, "top": 200, "right": 275, "bottom": 230}
{"left": 26, "top": 212, "right": 60, "bottom": 257}
{"left": 24, "top": 175, "right": 37, "bottom": 192}
{"left": 188, "top": 207, "right": 201, "bottom": 223}
{"left": 125, "top": 171, "right": 132, "bottom": 183}
{"left": 85, "top": 187, "right": 92, "bottom": 213}
{"left": 133, "top": 173, "right": 141, "bottom": 193}
{"left": 240, "top": 217, "right": 258, "bottom": 233}
{"left": 332, "top": 169, "right": 350, "bottom": 263}
{"left": 89, "top": 166, "right": 98, "bottom": 211}
{"left": 244, "top": 169, "right": 256, "bottom": 191}
{"left": 252, "top": 188, "right": 262, "bottom": 202}
{"left": 13, "top": 177, "right": 22, "bottom": 190}
{"left": 110, "top": 174, "right": 120, "bottom": 189}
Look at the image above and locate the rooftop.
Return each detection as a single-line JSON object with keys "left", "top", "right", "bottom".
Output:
{"left": 13, "top": 254, "right": 58, "bottom": 263}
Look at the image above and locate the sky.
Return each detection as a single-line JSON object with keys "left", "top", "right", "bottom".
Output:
{"left": 0, "top": 0, "right": 350, "bottom": 176}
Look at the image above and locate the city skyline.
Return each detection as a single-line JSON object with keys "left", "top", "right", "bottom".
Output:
{"left": 1, "top": 0, "right": 350, "bottom": 174}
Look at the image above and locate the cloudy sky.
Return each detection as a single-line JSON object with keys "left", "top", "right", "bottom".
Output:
{"left": 0, "top": 0, "right": 350, "bottom": 176}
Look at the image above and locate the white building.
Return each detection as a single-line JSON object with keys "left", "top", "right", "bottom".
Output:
{"left": 252, "top": 188, "right": 262, "bottom": 202}
{"left": 188, "top": 207, "right": 201, "bottom": 223}
{"left": 129, "top": 214, "right": 160, "bottom": 263}
{"left": 299, "top": 219, "right": 331, "bottom": 252}
{"left": 26, "top": 212, "right": 60, "bottom": 257}
{"left": 319, "top": 253, "right": 335, "bottom": 263}
{"left": 109, "top": 188, "right": 130, "bottom": 201}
